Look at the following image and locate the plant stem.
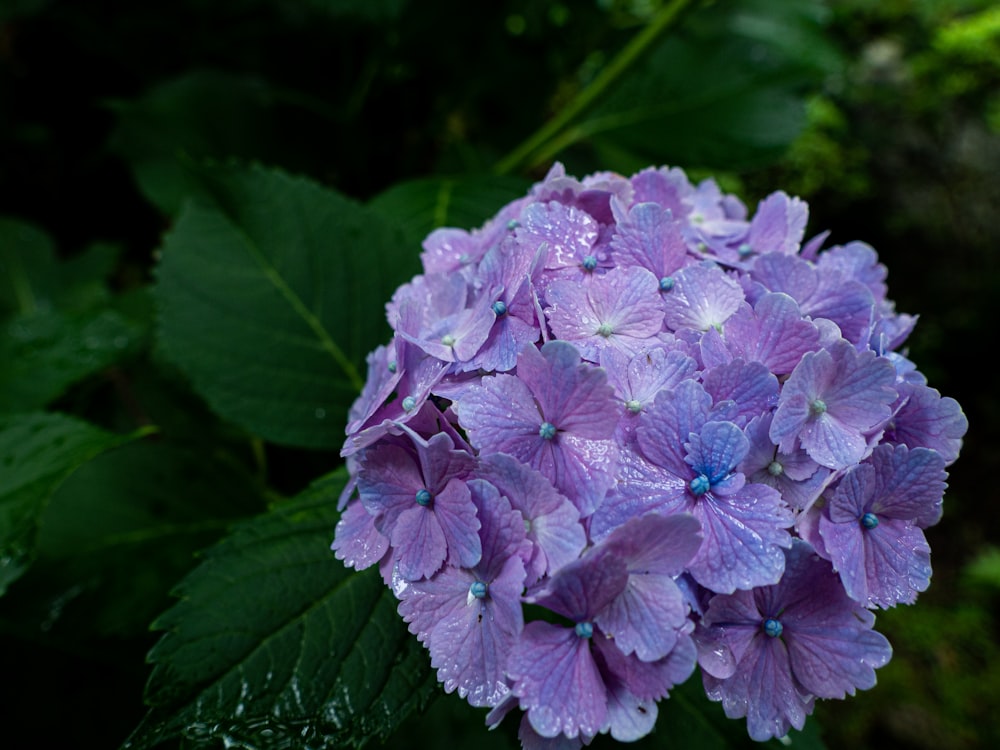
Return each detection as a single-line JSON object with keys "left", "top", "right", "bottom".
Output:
{"left": 493, "top": 0, "right": 694, "bottom": 176}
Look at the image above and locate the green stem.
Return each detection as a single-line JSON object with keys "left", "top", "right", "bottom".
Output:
{"left": 494, "top": 0, "right": 694, "bottom": 176}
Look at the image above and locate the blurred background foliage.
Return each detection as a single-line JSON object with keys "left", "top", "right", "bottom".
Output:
{"left": 0, "top": 0, "right": 998, "bottom": 748}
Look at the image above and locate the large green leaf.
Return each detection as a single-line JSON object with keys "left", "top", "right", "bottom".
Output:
{"left": 108, "top": 71, "right": 337, "bottom": 217}
{"left": 0, "top": 308, "right": 141, "bottom": 415}
{"left": 367, "top": 175, "right": 532, "bottom": 250}
{"left": 154, "top": 162, "right": 421, "bottom": 450}
{"left": 25, "top": 439, "right": 264, "bottom": 637}
{"left": 124, "top": 471, "right": 436, "bottom": 750}
{"left": 0, "top": 412, "right": 138, "bottom": 595}
{"left": 553, "top": 0, "right": 842, "bottom": 171}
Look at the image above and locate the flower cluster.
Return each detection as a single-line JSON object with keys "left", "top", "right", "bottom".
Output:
{"left": 333, "top": 163, "right": 967, "bottom": 747}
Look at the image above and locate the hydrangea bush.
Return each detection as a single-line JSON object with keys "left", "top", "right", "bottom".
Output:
{"left": 332, "top": 163, "right": 967, "bottom": 747}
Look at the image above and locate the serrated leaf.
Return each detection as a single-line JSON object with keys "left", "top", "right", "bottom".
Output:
{"left": 367, "top": 175, "right": 532, "bottom": 250}
{"left": 0, "top": 412, "right": 137, "bottom": 595}
{"left": 124, "top": 471, "right": 436, "bottom": 750}
{"left": 154, "top": 162, "right": 421, "bottom": 449}
{"left": 108, "top": 72, "right": 284, "bottom": 216}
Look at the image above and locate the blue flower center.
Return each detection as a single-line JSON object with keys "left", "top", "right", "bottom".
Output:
{"left": 401, "top": 395, "right": 417, "bottom": 411}
{"left": 539, "top": 421, "right": 557, "bottom": 440}
{"left": 415, "top": 489, "right": 432, "bottom": 507}
{"left": 507, "top": 219, "right": 520, "bottom": 231}
{"left": 689, "top": 473, "right": 711, "bottom": 496}
{"left": 597, "top": 322, "right": 613, "bottom": 338}
{"left": 441, "top": 334, "right": 456, "bottom": 347}
{"left": 809, "top": 399, "right": 828, "bottom": 416}
{"left": 767, "top": 460, "right": 784, "bottom": 477}
{"left": 492, "top": 300, "right": 508, "bottom": 317}
{"left": 625, "top": 399, "right": 642, "bottom": 414}
{"left": 469, "top": 581, "right": 488, "bottom": 599}
{"left": 387, "top": 360, "right": 397, "bottom": 373}
{"left": 581, "top": 254, "right": 598, "bottom": 272}
{"left": 659, "top": 276, "right": 675, "bottom": 292}
{"left": 861, "top": 512, "right": 879, "bottom": 530}
{"left": 738, "top": 242, "right": 753, "bottom": 258}
{"left": 574, "top": 621, "right": 594, "bottom": 639}
{"left": 763, "top": 618, "right": 783, "bottom": 638}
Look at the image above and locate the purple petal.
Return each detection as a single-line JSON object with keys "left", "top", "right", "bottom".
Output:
{"left": 868, "top": 443, "right": 947, "bottom": 526}
{"left": 886, "top": 382, "right": 967, "bottom": 466}
{"left": 609, "top": 201, "right": 689, "bottom": 279}
{"left": 510, "top": 622, "right": 608, "bottom": 739}
{"left": 331, "top": 501, "right": 388, "bottom": 572}
{"left": 703, "top": 360, "right": 779, "bottom": 426}
{"left": 685, "top": 420, "right": 750, "bottom": 484}
{"left": 720, "top": 293, "right": 820, "bottom": 375}
{"left": 477, "top": 453, "right": 585, "bottom": 582}
{"left": 392, "top": 504, "right": 449, "bottom": 581}
{"left": 747, "top": 191, "right": 808, "bottom": 256}
{"left": 545, "top": 266, "right": 663, "bottom": 362}
{"left": 702, "top": 636, "right": 813, "bottom": 742}
{"left": 457, "top": 372, "right": 543, "bottom": 455}
{"left": 637, "top": 379, "right": 714, "bottom": 474}
{"left": 529, "top": 549, "right": 629, "bottom": 621}
{"left": 589, "top": 446, "right": 689, "bottom": 541}
{"left": 429, "top": 553, "right": 526, "bottom": 707}
{"left": 517, "top": 341, "right": 620, "bottom": 439}
{"left": 688, "top": 484, "right": 792, "bottom": 593}
{"left": 662, "top": 263, "right": 745, "bottom": 332}
{"left": 820, "top": 512, "right": 931, "bottom": 608}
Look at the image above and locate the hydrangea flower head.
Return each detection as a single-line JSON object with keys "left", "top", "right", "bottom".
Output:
{"left": 332, "top": 163, "right": 966, "bottom": 747}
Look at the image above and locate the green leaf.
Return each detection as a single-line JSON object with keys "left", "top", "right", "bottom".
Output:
{"left": 367, "top": 174, "right": 532, "bottom": 250}
{"left": 108, "top": 71, "right": 285, "bottom": 216}
{"left": 154, "top": 161, "right": 421, "bottom": 450}
{"left": 22, "top": 439, "right": 263, "bottom": 637}
{"left": 0, "top": 412, "right": 138, "bottom": 595}
{"left": 552, "top": 0, "right": 842, "bottom": 170}
{"left": 124, "top": 470, "right": 436, "bottom": 750}
{"left": 0, "top": 219, "right": 121, "bottom": 318}
{"left": 0, "top": 217, "right": 59, "bottom": 318}
{"left": 0, "top": 308, "right": 141, "bottom": 415}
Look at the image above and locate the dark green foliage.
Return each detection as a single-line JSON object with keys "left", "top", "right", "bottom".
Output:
{"left": 0, "top": 1, "right": 994, "bottom": 748}
{"left": 125, "top": 471, "right": 437, "bottom": 750}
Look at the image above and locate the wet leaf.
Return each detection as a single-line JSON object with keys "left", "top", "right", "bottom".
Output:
{"left": 154, "top": 161, "right": 420, "bottom": 449}
{"left": 125, "top": 470, "right": 436, "bottom": 749}
{"left": 0, "top": 412, "right": 138, "bottom": 595}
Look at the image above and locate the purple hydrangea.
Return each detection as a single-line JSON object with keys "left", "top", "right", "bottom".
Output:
{"left": 696, "top": 541, "right": 893, "bottom": 741}
{"left": 332, "top": 162, "right": 966, "bottom": 747}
